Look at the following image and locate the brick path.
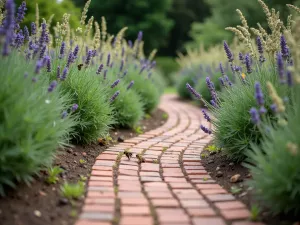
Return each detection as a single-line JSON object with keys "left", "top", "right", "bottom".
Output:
{"left": 75, "top": 94, "right": 264, "bottom": 225}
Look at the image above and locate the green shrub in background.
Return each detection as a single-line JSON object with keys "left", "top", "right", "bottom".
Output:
{"left": 156, "top": 57, "right": 180, "bottom": 86}
{"left": 176, "top": 73, "right": 194, "bottom": 99}
{"left": 0, "top": 52, "right": 77, "bottom": 195}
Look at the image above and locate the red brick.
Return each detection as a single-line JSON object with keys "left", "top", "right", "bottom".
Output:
{"left": 141, "top": 163, "right": 160, "bottom": 172}
{"left": 119, "top": 164, "right": 139, "bottom": 171}
{"left": 87, "top": 192, "right": 115, "bottom": 198}
{"left": 169, "top": 182, "right": 193, "bottom": 189}
{"left": 89, "top": 176, "right": 113, "bottom": 182}
{"left": 96, "top": 154, "right": 116, "bottom": 161}
{"left": 91, "top": 170, "right": 112, "bottom": 177}
{"left": 84, "top": 198, "right": 115, "bottom": 205}
{"left": 221, "top": 209, "right": 251, "bottom": 220}
{"left": 75, "top": 220, "right": 110, "bottom": 225}
{"left": 141, "top": 176, "right": 162, "bottom": 182}
{"left": 186, "top": 170, "right": 207, "bottom": 175}
{"left": 184, "top": 166, "right": 204, "bottom": 170}
{"left": 180, "top": 199, "right": 209, "bottom": 208}
{"left": 147, "top": 191, "right": 173, "bottom": 199}
{"left": 120, "top": 216, "right": 153, "bottom": 225}
{"left": 119, "top": 169, "right": 138, "bottom": 176}
{"left": 215, "top": 201, "right": 246, "bottom": 210}
{"left": 232, "top": 222, "right": 265, "bottom": 225}
{"left": 158, "top": 213, "right": 190, "bottom": 223}
{"left": 163, "top": 172, "right": 185, "bottom": 177}
{"left": 140, "top": 171, "right": 160, "bottom": 177}
{"left": 118, "top": 175, "right": 139, "bottom": 181}
{"left": 196, "top": 184, "right": 223, "bottom": 189}
{"left": 192, "top": 217, "right": 226, "bottom": 225}
{"left": 201, "top": 189, "right": 228, "bottom": 195}
{"left": 164, "top": 177, "right": 187, "bottom": 183}
{"left": 88, "top": 181, "right": 113, "bottom": 187}
{"left": 92, "top": 165, "right": 113, "bottom": 171}
{"left": 121, "top": 198, "right": 148, "bottom": 205}
{"left": 163, "top": 168, "right": 182, "bottom": 173}
{"left": 118, "top": 192, "right": 145, "bottom": 198}
{"left": 187, "top": 208, "right": 216, "bottom": 216}
{"left": 118, "top": 184, "right": 141, "bottom": 191}
{"left": 151, "top": 199, "right": 180, "bottom": 207}
{"left": 83, "top": 204, "right": 114, "bottom": 213}
{"left": 122, "top": 206, "right": 150, "bottom": 215}
{"left": 206, "top": 194, "right": 235, "bottom": 202}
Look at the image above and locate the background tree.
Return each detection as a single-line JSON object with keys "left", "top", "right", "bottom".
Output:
{"left": 15, "top": 0, "right": 81, "bottom": 32}
{"left": 72, "top": 0, "right": 174, "bottom": 54}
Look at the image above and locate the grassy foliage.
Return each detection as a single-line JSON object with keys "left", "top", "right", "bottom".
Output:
{"left": 0, "top": 52, "right": 76, "bottom": 195}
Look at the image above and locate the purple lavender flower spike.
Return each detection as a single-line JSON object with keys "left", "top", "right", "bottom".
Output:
{"left": 202, "top": 109, "right": 211, "bottom": 122}
{"left": 59, "top": 42, "right": 65, "bottom": 59}
{"left": 66, "top": 52, "right": 74, "bottom": 68}
{"left": 249, "top": 107, "right": 260, "bottom": 125}
{"left": 186, "top": 83, "right": 201, "bottom": 99}
{"left": 110, "top": 91, "right": 120, "bottom": 102}
{"left": 61, "top": 67, "right": 68, "bottom": 81}
{"left": 223, "top": 41, "right": 234, "bottom": 62}
{"left": 259, "top": 106, "right": 267, "bottom": 114}
{"left": 120, "top": 59, "right": 124, "bottom": 72}
{"left": 39, "top": 45, "right": 46, "bottom": 59}
{"left": 31, "top": 22, "right": 36, "bottom": 35}
{"left": 256, "top": 36, "right": 263, "bottom": 54}
{"left": 106, "top": 53, "right": 111, "bottom": 67}
{"left": 239, "top": 52, "right": 244, "bottom": 62}
{"left": 61, "top": 111, "right": 68, "bottom": 119}
{"left": 39, "top": 22, "right": 48, "bottom": 46}
{"left": 127, "top": 81, "right": 134, "bottom": 90}
{"left": 85, "top": 50, "right": 93, "bottom": 66}
{"left": 96, "top": 64, "right": 104, "bottom": 75}
{"left": 200, "top": 125, "right": 212, "bottom": 134}
{"left": 15, "top": 1, "right": 27, "bottom": 30}
{"left": 128, "top": 40, "right": 133, "bottom": 48}
{"left": 137, "top": 31, "right": 143, "bottom": 43}
{"left": 219, "top": 63, "right": 225, "bottom": 76}
{"left": 71, "top": 104, "right": 79, "bottom": 112}
{"left": 111, "top": 79, "right": 120, "bottom": 88}
{"left": 245, "top": 54, "right": 252, "bottom": 73}
{"left": 103, "top": 69, "right": 108, "bottom": 79}
{"left": 35, "top": 60, "right": 43, "bottom": 74}
{"left": 48, "top": 80, "right": 57, "bottom": 92}
{"left": 23, "top": 26, "right": 29, "bottom": 41}
{"left": 210, "top": 100, "right": 217, "bottom": 107}
{"left": 254, "top": 82, "right": 264, "bottom": 106}
{"left": 1, "top": 0, "right": 15, "bottom": 55}
{"left": 57, "top": 66, "right": 61, "bottom": 79}
{"left": 46, "top": 56, "right": 51, "bottom": 72}
{"left": 139, "top": 65, "right": 146, "bottom": 74}
{"left": 280, "top": 35, "right": 289, "bottom": 59}
{"left": 286, "top": 70, "right": 293, "bottom": 87}
{"left": 277, "top": 52, "right": 284, "bottom": 83}
{"left": 73, "top": 45, "right": 79, "bottom": 59}
{"left": 121, "top": 47, "right": 125, "bottom": 57}
{"left": 270, "top": 104, "right": 277, "bottom": 113}
{"left": 14, "top": 30, "right": 25, "bottom": 49}
{"left": 219, "top": 77, "right": 225, "bottom": 86}
{"left": 122, "top": 70, "right": 128, "bottom": 78}
{"left": 110, "top": 62, "right": 114, "bottom": 68}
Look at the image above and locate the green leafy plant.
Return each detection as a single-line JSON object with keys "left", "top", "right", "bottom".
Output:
{"left": 249, "top": 204, "right": 260, "bottom": 221}
{"left": 134, "top": 126, "right": 144, "bottom": 134}
{"left": 79, "top": 159, "right": 86, "bottom": 165}
{"left": 79, "top": 175, "right": 87, "bottom": 182}
{"left": 230, "top": 186, "right": 242, "bottom": 194}
{"left": 162, "top": 113, "right": 168, "bottom": 119}
{"left": 200, "top": 153, "right": 208, "bottom": 158}
{"left": 205, "top": 145, "right": 220, "bottom": 153}
{"left": 46, "top": 166, "right": 64, "bottom": 184}
{"left": 153, "top": 159, "right": 158, "bottom": 164}
{"left": 60, "top": 181, "right": 85, "bottom": 200}
{"left": 145, "top": 114, "right": 151, "bottom": 119}
{"left": 0, "top": 52, "right": 77, "bottom": 195}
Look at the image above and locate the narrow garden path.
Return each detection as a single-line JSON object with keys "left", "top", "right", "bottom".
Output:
{"left": 76, "top": 94, "right": 264, "bottom": 225}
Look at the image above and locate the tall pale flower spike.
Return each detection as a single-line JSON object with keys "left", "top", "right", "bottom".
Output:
{"left": 101, "top": 17, "right": 107, "bottom": 42}
{"left": 80, "top": 0, "right": 91, "bottom": 26}
{"left": 266, "top": 82, "right": 285, "bottom": 113}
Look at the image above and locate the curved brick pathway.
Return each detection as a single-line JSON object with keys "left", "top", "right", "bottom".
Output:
{"left": 76, "top": 94, "right": 264, "bottom": 225}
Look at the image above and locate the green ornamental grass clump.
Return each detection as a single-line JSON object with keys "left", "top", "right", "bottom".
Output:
{"left": 247, "top": 86, "right": 300, "bottom": 215}
{"left": 104, "top": 79, "right": 144, "bottom": 128}
{"left": 60, "top": 67, "right": 114, "bottom": 144}
{"left": 176, "top": 72, "right": 195, "bottom": 99}
{"left": 0, "top": 52, "right": 77, "bottom": 195}
{"left": 124, "top": 66, "right": 160, "bottom": 113}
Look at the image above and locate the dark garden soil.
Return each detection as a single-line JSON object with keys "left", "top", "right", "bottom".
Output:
{"left": 201, "top": 143, "right": 300, "bottom": 225}
{"left": 0, "top": 109, "right": 167, "bottom": 225}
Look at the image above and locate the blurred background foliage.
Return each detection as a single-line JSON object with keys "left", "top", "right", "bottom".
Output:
{"left": 17, "top": 0, "right": 300, "bottom": 80}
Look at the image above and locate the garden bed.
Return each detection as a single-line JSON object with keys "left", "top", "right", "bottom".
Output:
{"left": 201, "top": 144, "right": 300, "bottom": 225}
{"left": 0, "top": 109, "right": 167, "bottom": 225}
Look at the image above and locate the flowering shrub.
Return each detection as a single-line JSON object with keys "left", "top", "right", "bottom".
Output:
{"left": 0, "top": 0, "right": 164, "bottom": 194}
